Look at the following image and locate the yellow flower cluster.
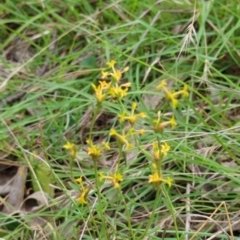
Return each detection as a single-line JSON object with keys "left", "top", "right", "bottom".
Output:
{"left": 99, "top": 171, "right": 123, "bottom": 189}
{"left": 149, "top": 112, "right": 175, "bottom": 186}
{"left": 92, "top": 60, "right": 131, "bottom": 103}
{"left": 62, "top": 60, "right": 190, "bottom": 205}
{"left": 152, "top": 141, "right": 170, "bottom": 161}
{"left": 149, "top": 163, "right": 173, "bottom": 187}
{"left": 153, "top": 111, "right": 177, "bottom": 132}
{"left": 107, "top": 101, "right": 146, "bottom": 152}
{"left": 118, "top": 102, "right": 147, "bottom": 126}
{"left": 149, "top": 80, "right": 188, "bottom": 186}
{"left": 63, "top": 142, "right": 77, "bottom": 158}
{"left": 110, "top": 124, "right": 145, "bottom": 151}
{"left": 149, "top": 160, "right": 173, "bottom": 187}
{"left": 157, "top": 79, "right": 189, "bottom": 108}
{"left": 86, "top": 139, "right": 110, "bottom": 160}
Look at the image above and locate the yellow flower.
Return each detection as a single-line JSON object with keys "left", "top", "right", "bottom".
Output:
{"left": 76, "top": 187, "right": 89, "bottom": 204}
{"left": 132, "top": 102, "right": 137, "bottom": 110}
{"left": 111, "top": 69, "right": 122, "bottom": 82}
{"left": 107, "top": 60, "right": 116, "bottom": 68}
{"left": 106, "top": 60, "right": 129, "bottom": 82}
{"left": 156, "top": 79, "right": 167, "bottom": 89}
{"left": 149, "top": 163, "right": 162, "bottom": 185}
{"left": 75, "top": 176, "right": 83, "bottom": 185}
{"left": 165, "top": 90, "right": 179, "bottom": 108}
{"left": 91, "top": 84, "right": 106, "bottom": 103}
{"left": 99, "top": 172, "right": 123, "bottom": 189}
{"left": 182, "top": 84, "right": 189, "bottom": 97}
{"left": 149, "top": 164, "right": 173, "bottom": 187}
{"left": 102, "top": 141, "right": 110, "bottom": 150}
{"left": 138, "top": 129, "right": 146, "bottom": 135}
{"left": 99, "top": 80, "right": 111, "bottom": 90}
{"left": 63, "top": 142, "right": 75, "bottom": 150}
{"left": 156, "top": 80, "right": 189, "bottom": 108}
{"left": 91, "top": 80, "right": 110, "bottom": 103}
{"left": 161, "top": 142, "right": 171, "bottom": 156}
{"left": 169, "top": 115, "right": 177, "bottom": 128}
{"left": 109, "top": 128, "right": 117, "bottom": 136}
{"left": 110, "top": 129, "right": 128, "bottom": 145}
{"left": 86, "top": 139, "right": 102, "bottom": 159}
{"left": 118, "top": 112, "right": 127, "bottom": 123}
{"left": 86, "top": 139, "right": 110, "bottom": 160}
{"left": 152, "top": 141, "right": 170, "bottom": 161}
{"left": 153, "top": 115, "right": 177, "bottom": 132}
{"left": 110, "top": 129, "right": 132, "bottom": 150}
{"left": 109, "top": 86, "right": 127, "bottom": 99}
{"left": 118, "top": 102, "right": 147, "bottom": 125}
{"left": 166, "top": 177, "right": 173, "bottom": 187}
{"left": 149, "top": 171, "right": 163, "bottom": 185}
{"left": 152, "top": 162, "right": 157, "bottom": 170}
{"left": 63, "top": 142, "right": 77, "bottom": 158}
{"left": 125, "top": 127, "right": 146, "bottom": 138}
{"left": 101, "top": 70, "right": 110, "bottom": 79}
{"left": 109, "top": 83, "right": 131, "bottom": 99}
{"left": 111, "top": 172, "right": 123, "bottom": 189}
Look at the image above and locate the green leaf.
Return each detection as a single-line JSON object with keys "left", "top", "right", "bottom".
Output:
{"left": 29, "top": 151, "right": 54, "bottom": 198}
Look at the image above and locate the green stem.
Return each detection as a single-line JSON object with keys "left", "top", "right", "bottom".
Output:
{"left": 89, "top": 103, "right": 108, "bottom": 238}
{"left": 119, "top": 190, "right": 136, "bottom": 240}
{"left": 93, "top": 158, "right": 108, "bottom": 239}
{"left": 162, "top": 184, "right": 180, "bottom": 239}
{"left": 139, "top": 186, "right": 161, "bottom": 238}
{"left": 89, "top": 103, "right": 101, "bottom": 139}
{"left": 70, "top": 157, "right": 73, "bottom": 179}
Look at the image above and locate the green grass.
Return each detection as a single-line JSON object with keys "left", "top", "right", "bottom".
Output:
{"left": 1, "top": 0, "right": 240, "bottom": 239}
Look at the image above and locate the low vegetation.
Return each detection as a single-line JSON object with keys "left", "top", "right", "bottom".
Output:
{"left": 0, "top": 1, "right": 240, "bottom": 239}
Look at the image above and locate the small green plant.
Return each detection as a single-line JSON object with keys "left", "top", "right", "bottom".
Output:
{"left": 63, "top": 59, "right": 189, "bottom": 238}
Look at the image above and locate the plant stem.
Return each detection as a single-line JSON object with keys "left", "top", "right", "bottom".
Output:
{"left": 139, "top": 186, "right": 161, "bottom": 238}
{"left": 93, "top": 158, "right": 108, "bottom": 239}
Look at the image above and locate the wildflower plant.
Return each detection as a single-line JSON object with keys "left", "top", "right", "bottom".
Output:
{"left": 63, "top": 59, "right": 189, "bottom": 239}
